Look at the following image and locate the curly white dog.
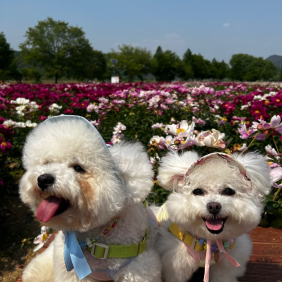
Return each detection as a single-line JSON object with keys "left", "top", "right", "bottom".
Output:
{"left": 19, "top": 115, "right": 161, "bottom": 282}
{"left": 155, "top": 151, "right": 271, "bottom": 282}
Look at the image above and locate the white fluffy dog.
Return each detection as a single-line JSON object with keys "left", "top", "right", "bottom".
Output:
{"left": 155, "top": 151, "right": 271, "bottom": 282}
{"left": 19, "top": 115, "right": 161, "bottom": 282}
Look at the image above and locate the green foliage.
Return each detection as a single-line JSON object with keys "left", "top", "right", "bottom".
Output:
{"left": 0, "top": 32, "right": 22, "bottom": 82}
{"left": 84, "top": 50, "right": 107, "bottom": 81}
{"left": 19, "top": 17, "right": 94, "bottom": 83}
{"left": 279, "top": 68, "right": 282, "bottom": 81}
{"left": 0, "top": 32, "right": 14, "bottom": 70}
{"left": 152, "top": 46, "right": 182, "bottom": 81}
{"left": 230, "top": 54, "right": 278, "bottom": 81}
{"left": 181, "top": 49, "right": 230, "bottom": 80}
{"left": 21, "top": 67, "right": 42, "bottom": 83}
{"left": 263, "top": 194, "right": 282, "bottom": 228}
{"left": 110, "top": 45, "right": 152, "bottom": 82}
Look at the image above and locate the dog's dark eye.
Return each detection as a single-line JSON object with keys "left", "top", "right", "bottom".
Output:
{"left": 192, "top": 188, "right": 204, "bottom": 196}
{"left": 73, "top": 165, "right": 86, "bottom": 173}
{"left": 222, "top": 188, "right": 235, "bottom": 196}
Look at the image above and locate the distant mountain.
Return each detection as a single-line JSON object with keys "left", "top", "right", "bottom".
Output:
{"left": 266, "top": 55, "right": 282, "bottom": 70}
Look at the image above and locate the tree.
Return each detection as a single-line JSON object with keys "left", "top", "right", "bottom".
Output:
{"left": 110, "top": 45, "right": 152, "bottom": 82}
{"left": 280, "top": 69, "right": 282, "bottom": 81}
{"left": 181, "top": 48, "right": 194, "bottom": 80}
{"left": 152, "top": 46, "right": 182, "bottom": 81}
{"left": 259, "top": 60, "right": 277, "bottom": 81}
{"left": 20, "top": 17, "right": 94, "bottom": 83}
{"left": 21, "top": 67, "right": 42, "bottom": 83}
{"left": 84, "top": 50, "right": 107, "bottom": 81}
{"left": 210, "top": 59, "right": 230, "bottom": 80}
{"left": 0, "top": 32, "right": 22, "bottom": 82}
{"left": 229, "top": 54, "right": 256, "bottom": 81}
{"left": 230, "top": 54, "right": 278, "bottom": 81}
{"left": 0, "top": 32, "right": 14, "bottom": 70}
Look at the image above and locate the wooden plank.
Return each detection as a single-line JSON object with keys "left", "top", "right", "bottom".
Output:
{"left": 238, "top": 262, "right": 282, "bottom": 282}
{"left": 249, "top": 227, "right": 282, "bottom": 243}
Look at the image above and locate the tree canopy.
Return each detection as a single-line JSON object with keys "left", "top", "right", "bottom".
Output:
{"left": 110, "top": 45, "right": 152, "bottom": 82}
{"left": 152, "top": 46, "right": 182, "bottom": 81}
{"left": 19, "top": 17, "right": 94, "bottom": 83}
{"left": 0, "top": 32, "right": 22, "bottom": 82}
{"left": 230, "top": 53, "right": 277, "bottom": 81}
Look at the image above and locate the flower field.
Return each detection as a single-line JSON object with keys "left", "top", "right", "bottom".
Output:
{"left": 1, "top": 81, "right": 282, "bottom": 228}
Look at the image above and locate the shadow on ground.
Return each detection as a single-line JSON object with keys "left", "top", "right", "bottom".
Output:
{"left": 0, "top": 185, "right": 40, "bottom": 282}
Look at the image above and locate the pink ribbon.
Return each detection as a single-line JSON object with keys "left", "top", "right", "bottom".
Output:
{"left": 216, "top": 240, "right": 240, "bottom": 267}
{"left": 184, "top": 239, "right": 240, "bottom": 282}
{"left": 204, "top": 239, "right": 212, "bottom": 282}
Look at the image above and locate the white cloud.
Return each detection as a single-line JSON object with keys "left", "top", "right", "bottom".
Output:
{"left": 223, "top": 23, "right": 230, "bottom": 27}
{"left": 165, "top": 33, "right": 180, "bottom": 39}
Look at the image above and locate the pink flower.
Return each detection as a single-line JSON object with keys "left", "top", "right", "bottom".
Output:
{"left": 149, "top": 136, "right": 166, "bottom": 150}
{"left": 238, "top": 124, "right": 255, "bottom": 139}
{"left": 152, "top": 123, "right": 163, "bottom": 129}
{"left": 264, "top": 115, "right": 282, "bottom": 133}
{"left": 192, "top": 116, "right": 206, "bottom": 125}
{"left": 270, "top": 167, "right": 282, "bottom": 188}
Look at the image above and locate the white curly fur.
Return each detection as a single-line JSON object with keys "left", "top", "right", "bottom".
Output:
{"left": 155, "top": 150, "right": 272, "bottom": 282}
{"left": 20, "top": 116, "right": 161, "bottom": 282}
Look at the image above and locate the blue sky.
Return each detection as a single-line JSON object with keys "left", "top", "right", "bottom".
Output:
{"left": 1, "top": 0, "right": 281, "bottom": 63}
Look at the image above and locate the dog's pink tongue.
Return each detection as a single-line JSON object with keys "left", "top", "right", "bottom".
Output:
{"left": 36, "top": 196, "right": 62, "bottom": 223}
{"left": 205, "top": 219, "right": 223, "bottom": 231}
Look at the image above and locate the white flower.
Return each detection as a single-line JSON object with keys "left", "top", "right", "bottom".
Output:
{"left": 194, "top": 129, "right": 226, "bottom": 149}
{"left": 149, "top": 135, "right": 166, "bottom": 149}
{"left": 238, "top": 143, "right": 247, "bottom": 152}
{"left": 177, "top": 121, "right": 195, "bottom": 138}
{"left": 265, "top": 145, "right": 279, "bottom": 157}
{"left": 111, "top": 133, "right": 124, "bottom": 144}
{"left": 165, "top": 124, "right": 178, "bottom": 136}
{"left": 14, "top": 122, "right": 26, "bottom": 128}
{"left": 3, "top": 119, "right": 16, "bottom": 127}
{"left": 25, "top": 120, "right": 37, "bottom": 127}
{"left": 164, "top": 135, "right": 174, "bottom": 149}
{"left": 152, "top": 123, "right": 163, "bottom": 129}
{"left": 11, "top": 98, "right": 30, "bottom": 104}
{"left": 49, "top": 103, "right": 62, "bottom": 112}
{"left": 16, "top": 105, "right": 27, "bottom": 112}
{"left": 113, "top": 122, "right": 126, "bottom": 134}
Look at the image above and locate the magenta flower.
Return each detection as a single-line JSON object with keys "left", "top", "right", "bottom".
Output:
{"left": 0, "top": 141, "right": 12, "bottom": 153}
{"left": 64, "top": 108, "right": 74, "bottom": 114}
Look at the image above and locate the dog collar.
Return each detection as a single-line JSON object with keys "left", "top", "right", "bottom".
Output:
{"left": 169, "top": 222, "right": 236, "bottom": 254}
{"left": 169, "top": 222, "right": 240, "bottom": 282}
{"left": 78, "top": 202, "right": 150, "bottom": 259}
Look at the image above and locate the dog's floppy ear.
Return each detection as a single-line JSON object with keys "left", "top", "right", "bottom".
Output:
{"left": 232, "top": 152, "right": 272, "bottom": 202}
{"left": 109, "top": 142, "right": 154, "bottom": 204}
{"left": 157, "top": 151, "right": 200, "bottom": 191}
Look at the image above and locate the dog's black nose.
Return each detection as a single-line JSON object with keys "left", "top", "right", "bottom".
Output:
{"left": 37, "top": 174, "right": 55, "bottom": 190}
{"left": 207, "top": 202, "right": 221, "bottom": 215}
